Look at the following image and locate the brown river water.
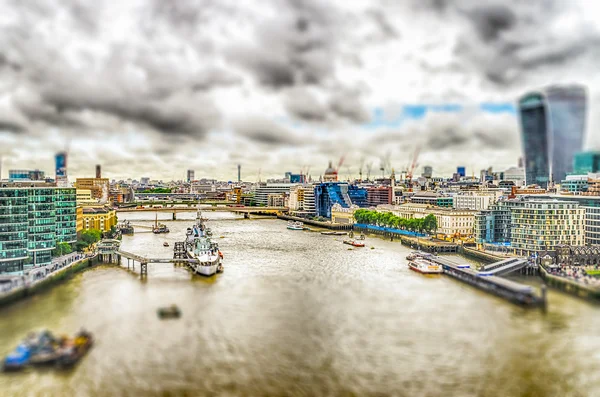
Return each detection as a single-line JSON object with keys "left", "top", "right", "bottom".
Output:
{"left": 0, "top": 212, "right": 599, "bottom": 397}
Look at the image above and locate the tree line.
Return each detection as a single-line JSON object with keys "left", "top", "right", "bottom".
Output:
{"left": 353, "top": 209, "right": 437, "bottom": 234}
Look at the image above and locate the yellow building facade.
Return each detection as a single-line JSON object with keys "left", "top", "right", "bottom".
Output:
{"left": 81, "top": 206, "right": 117, "bottom": 232}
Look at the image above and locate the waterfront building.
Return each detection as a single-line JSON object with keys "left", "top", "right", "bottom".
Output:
{"left": 54, "top": 188, "right": 77, "bottom": 244}
{"left": 377, "top": 204, "right": 476, "bottom": 238}
{"left": 0, "top": 183, "right": 77, "bottom": 273}
{"left": 532, "top": 194, "right": 600, "bottom": 246}
{"left": 303, "top": 188, "right": 316, "bottom": 215}
{"left": 518, "top": 84, "right": 587, "bottom": 187}
{"left": 510, "top": 199, "right": 584, "bottom": 255}
{"left": 474, "top": 204, "right": 512, "bottom": 248}
{"left": 331, "top": 203, "right": 357, "bottom": 224}
{"left": 76, "top": 206, "right": 83, "bottom": 234}
{"left": 314, "top": 183, "right": 367, "bottom": 218}
{"left": 81, "top": 206, "right": 117, "bottom": 233}
{"left": 573, "top": 151, "right": 600, "bottom": 174}
{"left": 75, "top": 178, "right": 110, "bottom": 201}
{"left": 267, "top": 193, "right": 287, "bottom": 207}
{"left": 8, "top": 169, "right": 45, "bottom": 181}
{"left": 253, "top": 183, "right": 297, "bottom": 206}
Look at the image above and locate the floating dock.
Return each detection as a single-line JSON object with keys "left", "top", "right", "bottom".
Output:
{"left": 416, "top": 253, "right": 545, "bottom": 308}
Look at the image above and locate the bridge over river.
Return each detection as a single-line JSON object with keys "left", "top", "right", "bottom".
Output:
{"left": 116, "top": 206, "right": 289, "bottom": 220}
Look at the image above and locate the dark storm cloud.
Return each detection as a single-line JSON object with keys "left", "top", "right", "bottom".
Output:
{"left": 284, "top": 87, "right": 327, "bottom": 121}
{"left": 367, "top": 9, "right": 399, "bottom": 39}
{"left": 0, "top": 120, "right": 25, "bottom": 133}
{"left": 234, "top": 117, "right": 304, "bottom": 146}
{"left": 467, "top": 5, "right": 516, "bottom": 42}
{"left": 329, "top": 91, "right": 370, "bottom": 123}
{"left": 228, "top": 0, "right": 338, "bottom": 88}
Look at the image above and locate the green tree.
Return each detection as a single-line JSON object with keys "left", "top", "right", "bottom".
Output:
{"left": 52, "top": 242, "right": 73, "bottom": 257}
{"left": 422, "top": 214, "right": 438, "bottom": 234}
{"left": 81, "top": 229, "right": 102, "bottom": 245}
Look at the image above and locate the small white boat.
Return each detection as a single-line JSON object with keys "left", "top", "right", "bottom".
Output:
{"left": 287, "top": 221, "right": 304, "bottom": 230}
{"left": 408, "top": 259, "right": 443, "bottom": 274}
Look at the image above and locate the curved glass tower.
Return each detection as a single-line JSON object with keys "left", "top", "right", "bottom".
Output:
{"left": 518, "top": 85, "right": 587, "bottom": 188}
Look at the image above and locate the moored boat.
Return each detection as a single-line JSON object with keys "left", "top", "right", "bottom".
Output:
{"left": 56, "top": 330, "right": 94, "bottom": 368}
{"left": 157, "top": 305, "right": 181, "bottom": 319}
{"left": 163, "top": 242, "right": 169, "bottom": 247}
{"left": 287, "top": 221, "right": 304, "bottom": 230}
{"left": 343, "top": 240, "right": 365, "bottom": 247}
{"left": 185, "top": 211, "right": 222, "bottom": 276}
{"left": 408, "top": 258, "right": 443, "bottom": 274}
{"left": 321, "top": 231, "right": 347, "bottom": 236}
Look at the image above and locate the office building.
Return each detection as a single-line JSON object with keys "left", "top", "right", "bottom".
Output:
{"left": 454, "top": 193, "right": 494, "bottom": 211}
{"left": 410, "top": 192, "right": 453, "bottom": 207}
{"left": 474, "top": 204, "right": 512, "bottom": 247}
{"left": 573, "top": 151, "right": 600, "bottom": 174}
{"left": 457, "top": 167, "right": 466, "bottom": 177}
{"left": 314, "top": 183, "right": 367, "bottom": 218}
{"left": 75, "top": 178, "right": 110, "bottom": 201}
{"left": 366, "top": 186, "right": 393, "bottom": 206}
{"left": 518, "top": 84, "right": 587, "bottom": 187}
{"left": 95, "top": 165, "right": 102, "bottom": 179}
{"left": 187, "top": 170, "right": 195, "bottom": 183}
{"left": 253, "top": 184, "right": 296, "bottom": 206}
{"left": 8, "top": 169, "right": 45, "bottom": 181}
{"left": 0, "top": 183, "right": 77, "bottom": 273}
{"left": 422, "top": 166, "right": 433, "bottom": 178}
{"left": 55, "top": 152, "right": 68, "bottom": 187}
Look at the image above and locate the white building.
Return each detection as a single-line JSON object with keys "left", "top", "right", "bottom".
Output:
{"left": 454, "top": 193, "right": 495, "bottom": 211}
{"left": 377, "top": 204, "right": 476, "bottom": 237}
{"left": 510, "top": 200, "right": 585, "bottom": 255}
{"left": 254, "top": 183, "right": 297, "bottom": 206}
{"left": 503, "top": 166, "right": 525, "bottom": 186}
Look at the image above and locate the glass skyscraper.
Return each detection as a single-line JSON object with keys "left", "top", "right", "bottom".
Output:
{"left": 518, "top": 85, "right": 587, "bottom": 188}
{"left": 0, "top": 184, "right": 77, "bottom": 274}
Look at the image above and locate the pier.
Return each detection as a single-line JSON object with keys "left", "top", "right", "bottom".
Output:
{"left": 97, "top": 239, "right": 199, "bottom": 278}
{"left": 420, "top": 254, "right": 545, "bottom": 308}
{"left": 353, "top": 224, "right": 459, "bottom": 253}
{"left": 277, "top": 215, "right": 353, "bottom": 230}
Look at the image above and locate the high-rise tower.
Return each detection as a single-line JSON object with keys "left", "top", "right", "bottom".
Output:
{"left": 518, "top": 84, "right": 587, "bottom": 187}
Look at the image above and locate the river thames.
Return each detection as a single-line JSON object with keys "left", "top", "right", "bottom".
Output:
{"left": 0, "top": 212, "right": 599, "bottom": 396}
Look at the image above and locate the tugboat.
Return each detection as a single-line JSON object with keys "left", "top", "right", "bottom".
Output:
{"left": 287, "top": 221, "right": 304, "bottom": 230}
{"left": 3, "top": 329, "right": 94, "bottom": 371}
{"left": 56, "top": 329, "right": 94, "bottom": 368}
{"left": 157, "top": 304, "right": 181, "bottom": 319}
{"left": 2, "top": 344, "right": 31, "bottom": 371}
{"left": 152, "top": 214, "right": 170, "bottom": 234}
{"left": 185, "top": 211, "right": 222, "bottom": 276}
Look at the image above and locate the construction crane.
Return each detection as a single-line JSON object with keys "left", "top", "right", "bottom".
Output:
{"left": 358, "top": 157, "right": 365, "bottom": 182}
{"left": 406, "top": 146, "right": 421, "bottom": 188}
{"left": 366, "top": 162, "right": 373, "bottom": 181}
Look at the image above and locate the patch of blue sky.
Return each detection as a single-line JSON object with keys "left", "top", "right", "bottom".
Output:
{"left": 480, "top": 102, "right": 516, "bottom": 114}
{"left": 363, "top": 102, "right": 515, "bottom": 129}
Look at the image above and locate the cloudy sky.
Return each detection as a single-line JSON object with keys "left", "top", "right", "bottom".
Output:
{"left": 1, "top": 0, "right": 599, "bottom": 182}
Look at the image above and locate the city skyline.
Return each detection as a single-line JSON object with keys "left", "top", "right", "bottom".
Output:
{"left": 1, "top": 1, "right": 600, "bottom": 180}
